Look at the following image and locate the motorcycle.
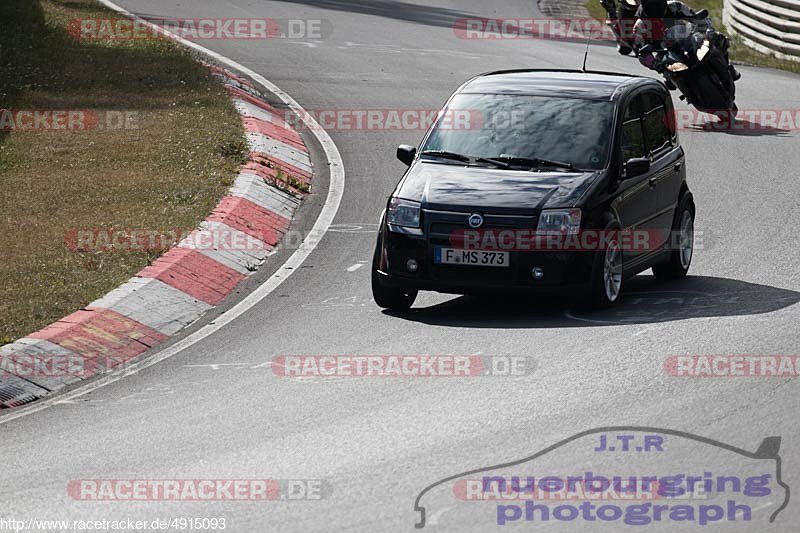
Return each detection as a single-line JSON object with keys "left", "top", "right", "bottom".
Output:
{"left": 643, "top": 20, "right": 737, "bottom": 116}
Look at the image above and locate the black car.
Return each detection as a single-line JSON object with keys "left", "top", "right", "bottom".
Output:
{"left": 372, "top": 69, "right": 695, "bottom": 309}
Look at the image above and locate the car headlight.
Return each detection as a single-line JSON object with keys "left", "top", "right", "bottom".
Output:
{"left": 537, "top": 208, "right": 581, "bottom": 234}
{"left": 387, "top": 198, "right": 421, "bottom": 228}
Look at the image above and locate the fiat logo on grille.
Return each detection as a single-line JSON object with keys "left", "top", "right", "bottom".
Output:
{"left": 468, "top": 213, "right": 484, "bottom": 228}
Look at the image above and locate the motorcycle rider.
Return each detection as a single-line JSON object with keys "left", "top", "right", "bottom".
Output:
{"left": 600, "top": 0, "right": 640, "bottom": 55}
{"left": 633, "top": 0, "right": 741, "bottom": 81}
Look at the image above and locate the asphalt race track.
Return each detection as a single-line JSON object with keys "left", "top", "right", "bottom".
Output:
{"left": 2, "top": 1, "right": 799, "bottom": 531}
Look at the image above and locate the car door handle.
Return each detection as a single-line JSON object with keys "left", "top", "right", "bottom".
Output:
{"left": 648, "top": 177, "right": 658, "bottom": 187}
{"left": 674, "top": 162, "right": 682, "bottom": 172}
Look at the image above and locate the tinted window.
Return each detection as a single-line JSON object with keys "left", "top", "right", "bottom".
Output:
{"left": 642, "top": 92, "right": 673, "bottom": 156}
{"left": 421, "top": 94, "right": 614, "bottom": 170}
{"left": 620, "top": 94, "right": 646, "bottom": 163}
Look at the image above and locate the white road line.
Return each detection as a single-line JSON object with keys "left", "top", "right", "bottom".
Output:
{"left": 426, "top": 505, "right": 454, "bottom": 526}
{"left": 0, "top": 0, "right": 345, "bottom": 426}
{"left": 747, "top": 501, "right": 773, "bottom": 514}
{"left": 563, "top": 309, "right": 619, "bottom": 325}
{"left": 183, "top": 364, "right": 248, "bottom": 371}
{"left": 632, "top": 324, "right": 667, "bottom": 336}
{"left": 347, "top": 263, "right": 364, "bottom": 272}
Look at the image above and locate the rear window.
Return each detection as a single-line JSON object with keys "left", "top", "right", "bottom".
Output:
{"left": 422, "top": 94, "right": 614, "bottom": 170}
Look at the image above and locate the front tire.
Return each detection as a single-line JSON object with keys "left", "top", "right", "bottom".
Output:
{"left": 653, "top": 192, "right": 695, "bottom": 280}
{"left": 371, "top": 241, "right": 417, "bottom": 310}
{"left": 589, "top": 219, "right": 623, "bottom": 309}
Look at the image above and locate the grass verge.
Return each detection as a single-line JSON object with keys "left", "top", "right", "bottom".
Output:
{"left": 584, "top": 0, "right": 800, "bottom": 74}
{"left": 586, "top": 0, "right": 609, "bottom": 22}
{"left": 0, "top": 0, "right": 248, "bottom": 344}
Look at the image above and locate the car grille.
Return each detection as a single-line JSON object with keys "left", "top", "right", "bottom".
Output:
{"left": 423, "top": 208, "right": 538, "bottom": 284}
{"left": 424, "top": 209, "right": 537, "bottom": 236}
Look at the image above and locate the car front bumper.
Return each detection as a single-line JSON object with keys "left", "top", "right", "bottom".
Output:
{"left": 376, "top": 227, "right": 595, "bottom": 296}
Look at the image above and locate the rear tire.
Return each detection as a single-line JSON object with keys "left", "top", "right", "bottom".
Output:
{"left": 371, "top": 241, "right": 417, "bottom": 310}
{"left": 653, "top": 192, "right": 695, "bottom": 280}
{"left": 589, "top": 218, "right": 623, "bottom": 309}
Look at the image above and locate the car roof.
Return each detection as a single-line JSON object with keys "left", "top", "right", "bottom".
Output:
{"left": 458, "top": 69, "right": 660, "bottom": 101}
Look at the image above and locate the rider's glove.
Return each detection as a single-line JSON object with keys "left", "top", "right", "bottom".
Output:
{"left": 639, "top": 54, "right": 657, "bottom": 69}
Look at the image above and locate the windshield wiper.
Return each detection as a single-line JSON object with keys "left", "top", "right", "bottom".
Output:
{"left": 420, "top": 150, "right": 470, "bottom": 162}
{"left": 473, "top": 156, "right": 511, "bottom": 169}
{"left": 492, "top": 156, "right": 578, "bottom": 171}
{"left": 420, "top": 150, "right": 510, "bottom": 169}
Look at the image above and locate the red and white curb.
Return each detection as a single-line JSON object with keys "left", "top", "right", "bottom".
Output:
{"left": 0, "top": 67, "right": 311, "bottom": 409}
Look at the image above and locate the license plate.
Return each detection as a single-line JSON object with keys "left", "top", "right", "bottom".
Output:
{"left": 434, "top": 248, "right": 509, "bottom": 267}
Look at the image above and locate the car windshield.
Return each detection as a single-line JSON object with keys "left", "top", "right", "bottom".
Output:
{"left": 421, "top": 93, "right": 614, "bottom": 171}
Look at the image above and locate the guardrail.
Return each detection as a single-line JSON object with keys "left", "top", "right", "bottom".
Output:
{"left": 723, "top": 0, "right": 800, "bottom": 61}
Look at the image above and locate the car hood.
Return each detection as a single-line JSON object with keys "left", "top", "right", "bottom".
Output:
{"left": 396, "top": 161, "right": 599, "bottom": 213}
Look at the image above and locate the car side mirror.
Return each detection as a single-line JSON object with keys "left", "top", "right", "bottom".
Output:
{"left": 397, "top": 145, "right": 416, "bottom": 166}
{"left": 624, "top": 157, "right": 650, "bottom": 179}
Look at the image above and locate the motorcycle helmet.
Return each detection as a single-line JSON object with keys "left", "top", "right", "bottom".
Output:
{"left": 662, "top": 23, "right": 692, "bottom": 48}
{"left": 641, "top": 0, "right": 668, "bottom": 17}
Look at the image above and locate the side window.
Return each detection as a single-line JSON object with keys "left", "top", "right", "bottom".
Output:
{"left": 642, "top": 91, "right": 673, "bottom": 157}
{"left": 620, "top": 94, "right": 646, "bottom": 166}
